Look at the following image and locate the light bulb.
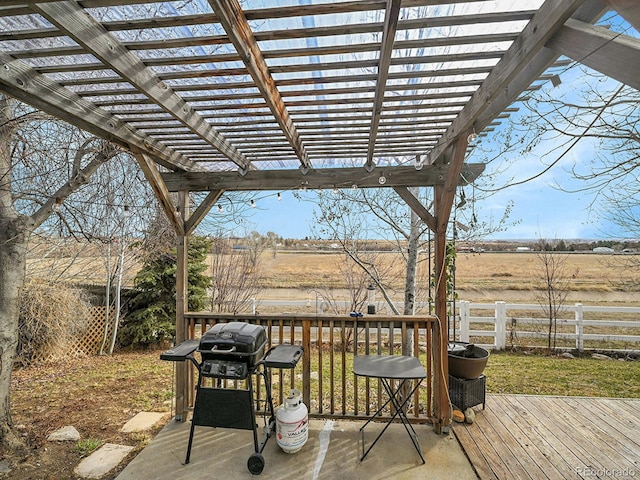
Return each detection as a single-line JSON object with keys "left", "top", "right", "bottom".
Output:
{"left": 378, "top": 173, "right": 386, "bottom": 185}
{"left": 467, "top": 132, "right": 478, "bottom": 143}
{"left": 250, "top": 199, "right": 256, "bottom": 208}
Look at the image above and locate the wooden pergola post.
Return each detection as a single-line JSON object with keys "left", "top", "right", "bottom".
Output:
{"left": 432, "top": 185, "right": 450, "bottom": 434}
{"left": 175, "top": 191, "right": 189, "bottom": 421}
{"left": 432, "top": 134, "right": 469, "bottom": 433}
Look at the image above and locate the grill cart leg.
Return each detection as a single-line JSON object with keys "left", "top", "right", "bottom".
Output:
{"left": 185, "top": 407, "right": 198, "bottom": 464}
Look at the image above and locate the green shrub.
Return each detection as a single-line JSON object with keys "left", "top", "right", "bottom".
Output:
{"left": 118, "top": 236, "right": 211, "bottom": 347}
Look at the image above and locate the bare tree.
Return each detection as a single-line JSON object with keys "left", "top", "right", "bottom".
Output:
{"left": 310, "top": 188, "right": 407, "bottom": 314}
{"left": 1, "top": 96, "right": 121, "bottom": 448}
{"left": 533, "top": 239, "right": 578, "bottom": 352}
{"left": 472, "top": 67, "right": 639, "bottom": 239}
{"left": 208, "top": 234, "right": 263, "bottom": 314}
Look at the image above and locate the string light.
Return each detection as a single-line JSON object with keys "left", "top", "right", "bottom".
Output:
{"left": 277, "top": 192, "right": 282, "bottom": 201}
{"left": 456, "top": 188, "right": 467, "bottom": 208}
{"left": 250, "top": 199, "right": 256, "bottom": 208}
{"left": 415, "top": 155, "right": 423, "bottom": 171}
{"left": 378, "top": 172, "right": 386, "bottom": 185}
{"left": 217, "top": 204, "right": 224, "bottom": 213}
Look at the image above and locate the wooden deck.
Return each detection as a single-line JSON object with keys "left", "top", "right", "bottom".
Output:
{"left": 453, "top": 394, "right": 640, "bottom": 480}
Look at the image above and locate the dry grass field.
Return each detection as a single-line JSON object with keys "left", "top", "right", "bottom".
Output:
{"left": 26, "top": 242, "right": 640, "bottom": 306}
{"left": 258, "top": 250, "right": 640, "bottom": 306}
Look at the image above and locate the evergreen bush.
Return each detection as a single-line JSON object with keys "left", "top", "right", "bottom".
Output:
{"left": 118, "top": 236, "right": 211, "bottom": 347}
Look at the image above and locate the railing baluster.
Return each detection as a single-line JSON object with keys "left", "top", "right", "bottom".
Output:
{"left": 317, "top": 318, "right": 323, "bottom": 414}
{"left": 364, "top": 320, "right": 370, "bottom": 416}
{"left": 341, "top": 318, "right": 347, "bottom": 415}
{"left": 302, "top": 319, "right": 311, "bottom": 409}
{"left": 181, "top": 313, "right": 436, "bottom": 423}
{"left": 353, "top": 318, "right": 358, "bottom": 416}
{"left": 329, "top": 319, "right": 335, "bottom": 414}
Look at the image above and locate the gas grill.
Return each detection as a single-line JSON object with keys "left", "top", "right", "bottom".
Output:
{"left": 161, "top": 322, "right": 303, "bottom": 475}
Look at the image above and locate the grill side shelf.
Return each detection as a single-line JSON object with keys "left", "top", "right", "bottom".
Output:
{"left": 160, "top": 339, "right": 200, "bottom": 362}
{"left": 263, "top": 344, "right": 303, "bottom": 369}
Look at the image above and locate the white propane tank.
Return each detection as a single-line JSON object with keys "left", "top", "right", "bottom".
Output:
{"left": 275, "top": 389, "right": 308, "bottom": 454}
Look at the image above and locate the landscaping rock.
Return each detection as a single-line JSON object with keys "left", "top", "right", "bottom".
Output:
{"left": 452, "top": 409, "right": 465, "bottom": 423}
{"left": 74, "top": 443, "right": 133, "bottom": 479}
{"left": 464, "top": 408, "right": 476, "bottom": 424}
{"left": 47, "top": 425, "right": 81, "bottom": 442}
{"left": 561, "top": 352, "right": 575, "bottom": 359}
{"left": 591, "top": 353, "right": 613, "bottom": 361}
{"left": 0, "top": 460, "right": 11, "bottom": 474}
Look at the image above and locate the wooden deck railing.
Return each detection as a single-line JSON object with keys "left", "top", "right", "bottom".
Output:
{"left": 182, "top": 313, "right": 438, "bottom": 424}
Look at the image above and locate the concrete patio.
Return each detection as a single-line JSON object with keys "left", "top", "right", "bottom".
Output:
{"left": 116, "top": 417, "right": 478, "bottom": 480}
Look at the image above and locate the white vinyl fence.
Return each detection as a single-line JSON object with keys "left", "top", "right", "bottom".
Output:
{"left": 457, "top": 301, "right": 640, "bottom": 352}
{"left": 251, "top": 298, "right": 640, "bottom": 352}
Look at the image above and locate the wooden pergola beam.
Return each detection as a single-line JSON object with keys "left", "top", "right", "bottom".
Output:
{"left": 424, "top": 0, "right": 596, "bottom": 166}
{"left": 208, "top": 0, "right": 310, "bottom": 172}
{"left": 547, "top": 20, "right": 640, "bottom": 91}
{"left": 33, "top": 0, "right": 253, "bottom": 173}
{"left": 603, "top": 0, "right": 640, "bottom": 31}
{"left": 366, "top": 0, "right": 401, "bottom": 170}
{"left": 185, "top": 190, "right": 224, "bottom": 236}
{"left": 0, "top": 51, "right": 195, "bottom": 173}
{"left": 160, "top": 164, "right": 485, "bottom": 193}
{"left": 131, "top": 149, "right": 185, "bottom": 237}
{"left": 393, "top": 187, "right": 436, "bottom": 232}
{"left": 472, "top": 0, "right": 608, "bottom": 132}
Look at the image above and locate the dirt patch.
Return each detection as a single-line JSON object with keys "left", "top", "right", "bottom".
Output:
{"left": 1, "top": 350, "right": 173, "bottom": 480}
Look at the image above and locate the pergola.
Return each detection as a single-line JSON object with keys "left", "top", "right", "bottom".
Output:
{"left": 1, "top": 0, "right": 638, "bottom": 431}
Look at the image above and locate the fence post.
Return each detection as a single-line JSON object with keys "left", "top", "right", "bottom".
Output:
{"left": 575, "top": 303, "right": 584, "bottom": 352}
{"left": 495, "top": 301, "right": 507, "bottom": 350}
{"left": 459, "top": 301, "right": 470, "bottom": 342}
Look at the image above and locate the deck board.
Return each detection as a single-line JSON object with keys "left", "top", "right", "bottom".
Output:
{"left": 453, "top": 395, "right": 640, "bottom": 480}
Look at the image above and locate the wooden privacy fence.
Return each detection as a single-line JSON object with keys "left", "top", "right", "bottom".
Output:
{"left": 182, "top": 313, "right": 438, "bottom": 423}
{"left": 456, "top": 301, "right": 640, "bottom": 352}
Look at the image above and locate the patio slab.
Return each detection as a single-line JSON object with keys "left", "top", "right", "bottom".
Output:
{"left": 116, "top": 417, "right": 477, "bottom": 480}
{"left": 120, "top": 411, "right": 168, "bottom": 433}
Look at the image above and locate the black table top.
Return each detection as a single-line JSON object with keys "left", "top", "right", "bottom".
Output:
{"left": 353, "top": 355, "right": 426, "bottom": 380}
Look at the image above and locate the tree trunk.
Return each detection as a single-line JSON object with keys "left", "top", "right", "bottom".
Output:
{"left": 0, "top": 216, "right": 31, "bottom": 448}
{"left": 99, "top": 242, "right": 112, "bottom": 355}
{"left": 404, "top": 189, "right": 421, "bottom": 316}
{"left": 108, "top": 237, "right": 126, "bottom": 355}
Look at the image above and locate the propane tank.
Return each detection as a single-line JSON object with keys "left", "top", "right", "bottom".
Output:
{"left": 275, "top": 389, "right": 308, "bottom": 454}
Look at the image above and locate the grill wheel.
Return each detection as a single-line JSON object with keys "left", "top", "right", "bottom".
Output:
{"left": 247, "top": 452, "right": 265, "bottom": 475}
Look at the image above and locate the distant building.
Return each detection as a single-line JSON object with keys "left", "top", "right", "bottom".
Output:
{"left": 593, "top": 246, "right": 614, "bottom": 253}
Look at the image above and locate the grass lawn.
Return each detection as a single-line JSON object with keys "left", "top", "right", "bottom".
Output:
{"left": 485, "top": 350, "right": 640, "bottom": 398}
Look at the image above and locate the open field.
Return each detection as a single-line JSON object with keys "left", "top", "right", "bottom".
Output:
{"left": 257, "top": 250, "right": 640, "bottom": 306}
{"left": 27, "top": 247, "right": 640, "bottom": 306}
